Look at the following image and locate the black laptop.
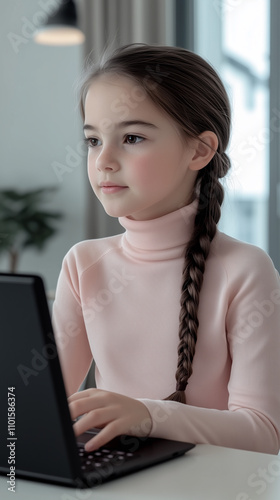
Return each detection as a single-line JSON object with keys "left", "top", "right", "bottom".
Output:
{"left": 0, "top": 272, "right": 194, "bottom": 488}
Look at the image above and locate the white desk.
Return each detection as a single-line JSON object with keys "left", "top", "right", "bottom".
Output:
{"left": 1, "top": 444, "right": 280, "bottom": 500}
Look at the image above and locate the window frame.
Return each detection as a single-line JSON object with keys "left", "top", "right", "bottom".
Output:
{"left": 269, "top": 0, "right": 280, "bottom": 270}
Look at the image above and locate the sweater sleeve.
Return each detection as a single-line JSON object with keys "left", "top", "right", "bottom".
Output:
{"left": 52, "top": 249, "right": 93, "bottom": 397}
{"left": 139, "top": 248, "right": 280, "bottom": 455}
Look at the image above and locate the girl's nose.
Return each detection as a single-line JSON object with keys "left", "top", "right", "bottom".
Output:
{"left": 96, "top": 146, "right": 120, "bottom": 172}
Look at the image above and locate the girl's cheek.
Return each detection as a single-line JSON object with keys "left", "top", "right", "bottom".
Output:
{"left": 87, "top": 162, "right": 98, "bottom": 191}
{"left": 129, "top": 157, "right": 161, "bottom": 185}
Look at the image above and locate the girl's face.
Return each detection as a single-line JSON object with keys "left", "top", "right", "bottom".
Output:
{"left": 84, "top": 74, "right": 198, "bottom": 220}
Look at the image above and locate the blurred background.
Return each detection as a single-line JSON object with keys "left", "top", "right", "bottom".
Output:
{"left": 1, "top": 0, "right": 279, "bottom": 292}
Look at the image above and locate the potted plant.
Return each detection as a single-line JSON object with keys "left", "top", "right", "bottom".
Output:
{"left": 0, "top": 187, "right": 63, "bottom": 273}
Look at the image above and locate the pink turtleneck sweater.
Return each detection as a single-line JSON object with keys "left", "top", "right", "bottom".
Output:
{"left": 52, "top": 202, "right": 280, "bottom": 454}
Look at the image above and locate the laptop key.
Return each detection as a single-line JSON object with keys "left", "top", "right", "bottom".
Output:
{"left": 77, "top": 445, "right": 136, "bottom": 472}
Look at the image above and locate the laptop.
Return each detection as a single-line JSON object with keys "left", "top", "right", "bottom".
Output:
{"left": 0, "top": 272, "right": 195, "bottom": 488}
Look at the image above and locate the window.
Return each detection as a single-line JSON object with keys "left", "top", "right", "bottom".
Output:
{"left": 178, "top": 0, "right": 274, "bottom": 256}
{"left": 220, "top": 0, "right": 270, "bottom": 252}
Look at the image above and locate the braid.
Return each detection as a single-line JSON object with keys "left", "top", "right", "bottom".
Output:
{"left": 165, "top": 152, "right": 230, "bottom": 404}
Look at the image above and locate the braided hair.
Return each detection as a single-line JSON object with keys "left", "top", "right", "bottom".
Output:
{"left": 79, "top": 44, "right": 231, "bottom": 404}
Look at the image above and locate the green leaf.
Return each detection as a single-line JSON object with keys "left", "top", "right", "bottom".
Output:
{"left": 0, "top": 187, "right": 63, "bottom": 258}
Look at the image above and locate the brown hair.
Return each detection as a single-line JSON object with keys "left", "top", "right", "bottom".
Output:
{"left": 79, "top": 44, "right": 231, "bottom": 404}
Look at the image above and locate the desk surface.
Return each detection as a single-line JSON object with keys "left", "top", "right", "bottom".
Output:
{"left": 1, "top": 444, "right": 280, "bottom": 500}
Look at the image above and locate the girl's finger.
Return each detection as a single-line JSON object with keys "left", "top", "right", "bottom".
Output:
{"left": 84, "top": 421, "right": 124, "bottom": 452}
{"left": 69, "top": 397, "right": 97, "bottom": 420}
{"left": 73, "top": 407, "right": 116, "bottom": 436}
{"left": 68, "top": 388, "right": 98, "bottom": 403}
{"left": 68, "top": 391, "right": 111, "bottom": 420}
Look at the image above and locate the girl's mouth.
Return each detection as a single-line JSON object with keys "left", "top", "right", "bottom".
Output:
{"left": 100, "top": 185, "right": 128, "bottom": 194}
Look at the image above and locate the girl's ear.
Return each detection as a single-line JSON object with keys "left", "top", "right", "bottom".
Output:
{"left": 189, "top": 131, "right": 218, "bottom": 171}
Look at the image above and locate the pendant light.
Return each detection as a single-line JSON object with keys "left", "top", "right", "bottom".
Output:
{"left": 33, "top": 0, "right": 84, "bottom": 46}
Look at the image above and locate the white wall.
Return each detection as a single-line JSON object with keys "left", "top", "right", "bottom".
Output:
{"left": 0, "top": 0, "right": 87, "bottom": 291}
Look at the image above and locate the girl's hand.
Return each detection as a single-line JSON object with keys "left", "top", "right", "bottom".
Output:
{"left": 68, "top": 389, "right": 152, "bottom": 452}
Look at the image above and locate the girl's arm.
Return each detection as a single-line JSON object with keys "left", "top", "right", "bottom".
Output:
{"left": 139, "top": 249, "right": 280, "bottom": 455}
{"left": 52, "top": 255, "right": 93, "bottom": 396}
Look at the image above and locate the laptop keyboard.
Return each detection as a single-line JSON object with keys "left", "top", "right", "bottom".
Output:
{"left": 78, "top": 444, "right": 135, "bottom": 472}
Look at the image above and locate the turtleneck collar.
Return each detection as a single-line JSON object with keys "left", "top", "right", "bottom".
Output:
{"left": 118, "top": 199, "right": 198, "bottom": 261}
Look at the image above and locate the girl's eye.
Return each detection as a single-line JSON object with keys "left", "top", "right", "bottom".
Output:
{"left": 84, "top": 137, "right": 101, "bottom": 148}
{"left": 84, "top": 135, "right": 144, "bottom": 147}
{"left": 125, "top": 135, "right": 144, "bottom": 145}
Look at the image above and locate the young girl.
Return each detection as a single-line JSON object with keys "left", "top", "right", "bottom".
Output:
{"left": 52, "top": 44, "right": 280, "bottom": 455}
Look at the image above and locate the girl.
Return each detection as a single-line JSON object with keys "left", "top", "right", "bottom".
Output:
{"left": 52, "top": 44, "right": 280, "bottom": 454}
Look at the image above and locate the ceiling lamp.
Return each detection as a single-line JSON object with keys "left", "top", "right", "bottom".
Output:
{"left": 33, "top": 0, "right": 85, "bottom": 46}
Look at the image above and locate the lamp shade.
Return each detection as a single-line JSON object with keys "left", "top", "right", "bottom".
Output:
{"left": 33, "top": 0, "right": 84, "bottom": 46}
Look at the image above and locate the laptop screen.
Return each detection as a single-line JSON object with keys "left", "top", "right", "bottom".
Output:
{"left": 0, "top": 274, "right": 80, "bottom": 484}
